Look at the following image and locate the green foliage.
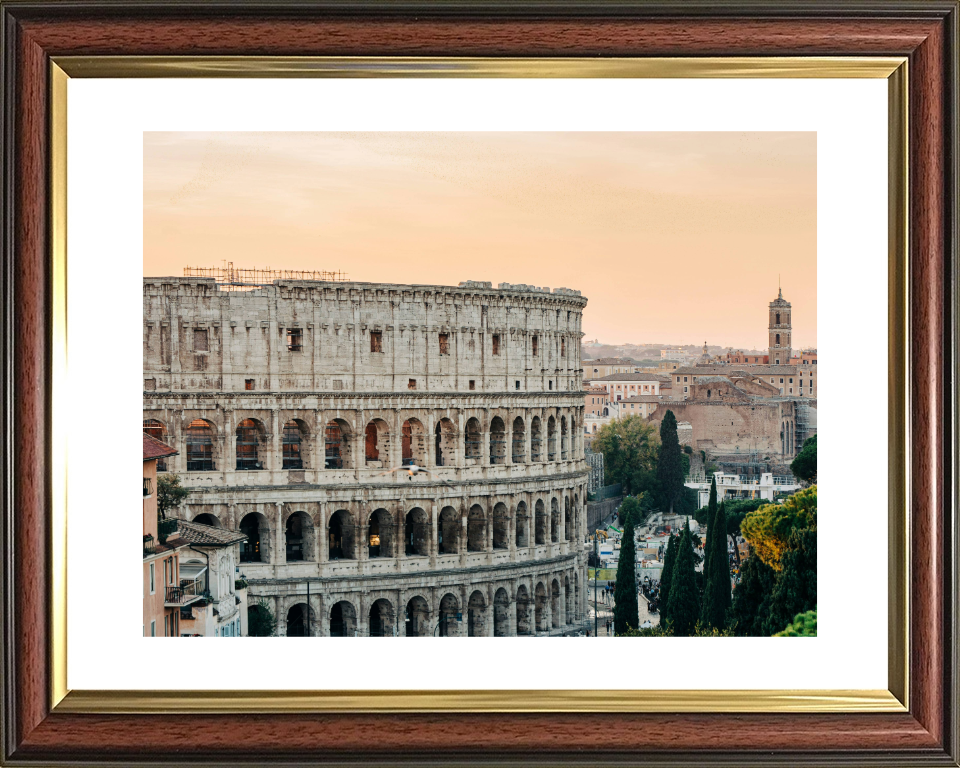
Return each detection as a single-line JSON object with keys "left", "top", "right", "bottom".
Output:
{"left": 248, "top": 599, "right": 278, "bottom": 637}
{"left": 722, "top": 498, "right": 767, "bottom": 536}
{"left": 729, "top": 555, "right": 777, "bottom": 636}
{"left": 674, "top": 486, "right": 700, "bottom": 517}
{"left": 683, "top": 444, "right": 693, "bottom": 455}
{"left": 664, "top": 522, "right": 700, "bottom": 636}
{"left": 613, "top": 515, "right": 639, "bottom": 635}
{"left": 157, "top": 474, "right": 189, "bottom": 518}
{"left": 705, "top": 476, "right": 718, "bottom": 531}
{"left": 618, "top": 495, "right": 642, "bottom": 527}
{"left": 235, "top": 578, "right": 248, "bottom": 591}
{"left": 791, "top": 434, "right": 817, "bottom": 483}
{"left": 658, "top": 533, "right": 678, "bottom": 627}
{"left": 774, "top": 608, "right": 818, "bottom": 637}
{"left": 620, "top": 621, "right": 735, "bottom": 637}
{"left": 700, "top": 502, "right": 732, "bottom": 629}
{"left": 656, "top": 410, "right": 685, "bottom": 514}
{"left": 762, "top": 528, "right": 817, "bottom": 635}
{"left": 741, "top": 485, "right": 817, "bottom": 569}
{"left": 592, "top": 416, "right": 660, "bottom": 496}
{"left": 157, "top": 517, "right": 178, "bottom": 544}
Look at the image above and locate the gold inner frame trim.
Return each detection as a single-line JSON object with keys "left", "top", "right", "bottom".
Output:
{"left": 48, "top": 55, "right": 910, "bottom": 715}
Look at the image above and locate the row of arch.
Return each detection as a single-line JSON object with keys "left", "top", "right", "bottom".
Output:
{"left": 272, "top": 577, "right": 579, "bottom": 637}
{"left": 201, "top": 496, "right": 580, "bottom": 564}
{"left": 144, "top": 412, "right": 580, "bottom": 473}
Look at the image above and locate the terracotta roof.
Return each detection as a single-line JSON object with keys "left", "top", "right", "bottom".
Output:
{"left": 673, "top": 365, "right": 799, "bottom": 376}
{"left": 588, "top": 372, "right": 672, "bottom": 382}
{"left": 143, "top": 432, "right": 178, "bottom": 462}
{"left": 583, "top": 357, "right": 640, "bottom": 366}
{"left": 176, "top": 519, "right": 247, "bottom": 547}
{"left": 620, "top": 395, "right": 662, "bottom": 403}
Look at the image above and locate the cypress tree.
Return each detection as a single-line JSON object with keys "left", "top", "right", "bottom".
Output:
{"left": 762, "top": 528, "right": 817, "bottom": 636}
{"left": 729, "top": 554, "right": 776, "bottom": 636}
{"left": 665, "top": 522, "right": 700, "bottom": 636}
{"left": 705, "top": 475, "right": 718, "bottom": 531}
{"left": 656, "top": 410, "right": 685, "bottom": 515}
{"left": 700, "top": 501, "right": 732, "bottom": 629}
{"left": 658, "top": 533, "right": 678, "bottom": 627}
{"left": 613, "top": 515, "right": 639, "bottom": 635}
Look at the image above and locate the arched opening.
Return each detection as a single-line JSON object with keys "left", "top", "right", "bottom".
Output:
{"left": 776, "top": 333, "right": 781, "bottom": 345}
{"left": 564, "top": 496, "right": 572, "bottom": 541}
{"left": 193, "top": 512, "right": 221, "bottom": 528}
{"left": 464, "top": 418, "right": 481, "bottom": 461}
{"left": 467, "top": 505, "right": 486, "bottom": 552}
{"left": 492, "top": 503, "right": 509, "bottom": 549}
{"left": 405, "top": 596, "right": 430, "bottom": 636}
{"left": 367, "top": 509, "right": 393, "bottom": 558}
{"left": 285, "top": 511, "right": 314, "bottom": 562}
{"left": 324, "top": 420, "right": 350, "bottom": 469}
{"left": 435, "top": 418, "right": 456, "bottom": 466}
{"left": 776, "top": 311, "right": 781, "bottom": 325}
{"left": 547, "top": 416, "right": 557, "bottom": 461}
{"left": 602, "top": 407, "right": 609, "bottom": 417}
{"left": 369, "top": 598, "right": 395, "bottom": 637}
{"left": 438, "top": 593, "right": 460, "bottom": 637}
{"left": 239, "top": 512, "right": 269, "bottom": 563}
{"left": 236, "top": 418, "right": 265, "bottom": 471}
{"left": 516, "top": 585, "right": 533, "bottom": 635}
{"left": 530, "top": 417, "right": 542, "bottom": 462}
{"left": 282, "top": 420, "right": 305, "bottom": 469}
{"left": 494, "top": 588, "right": 511, "bottom": 636}
{"left": 401, "top": 418, "right": 426, "bottom": 466}
{"left": 560, "top": 416, "right": 568, "bottom": 460}
{"left": 489, "top": 417, "right": 506, "bottom": 464}
{"left": 286, "top": 603, "right": 314, "bottom": 637}
{"left": 467, "top": 590, "right": 487, "bottom": 637}
{"left": 438, "top": 506, "right": 460, "bottom": 554}
{"left": 551, "top": 579, "right": 561, "bottom": 629}
{"left": 515, "top": 501, "right": 528, "bottom": 547}
{"left": 404, "top": 507, "right": 429, "bottom": 556}
{"left": 535, "top": 582, "right": 548, "bottom": 633}
{"left": 512, "top": 416, "right": 525, "bottom": 463}
{"left": 329, "top": 601, "right": 357, "bottom": 637}
{"left": 550, "top": 498, "right": 560, "bottom": 543}
{"left": 143, "top": 419, "right": 169, "bottom": 471}
{"left": 535, "top": 499, "right": 547, "bottom": 545}
{"left": 328, "top": 510, "right": 355, "bottom": 560}
{"left": 185, "top": 419, "right": 215, "bottom": 471}
{"left": 364, "top": 419, "right": 390, "bottom": 465}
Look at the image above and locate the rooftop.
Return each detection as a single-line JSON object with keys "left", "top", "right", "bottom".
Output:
{"left": 143, "top": 432, "right": 178, "bottom": 462}
{"left": 588, "top": 372, "right": 672, "bottom": 382}
{"left": 176, "top": 520, "right": 247, "bottom": 547}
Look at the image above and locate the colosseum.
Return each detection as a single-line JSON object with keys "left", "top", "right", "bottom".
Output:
{"left": 143, "top": 276, "right": 590, "bottom": 637}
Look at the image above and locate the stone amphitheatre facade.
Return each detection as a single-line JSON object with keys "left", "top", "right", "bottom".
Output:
{"left": 143, "top": 277, "right": 590, "bottom": 637}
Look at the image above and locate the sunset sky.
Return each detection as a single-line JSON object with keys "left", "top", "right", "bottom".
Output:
{"left": 144, "top": 132, "right": 816, "bottom": 349}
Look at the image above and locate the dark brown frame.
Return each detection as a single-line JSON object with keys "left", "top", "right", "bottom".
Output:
{"left": 2, "top": 2, "right": 958, "bottom": 765}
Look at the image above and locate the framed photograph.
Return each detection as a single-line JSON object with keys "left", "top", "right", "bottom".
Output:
{"left": 2, "top": 1, "right": 958, "bottom": 765}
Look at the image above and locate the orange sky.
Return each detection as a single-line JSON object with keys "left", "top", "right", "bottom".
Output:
{"left": 144, "top": 131, "right": 816, "bottom": 349}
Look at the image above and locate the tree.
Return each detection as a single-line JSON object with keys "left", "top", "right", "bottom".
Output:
{"left": 791, "top": 434, "right": 817, "bottom": 483}
{"left": 774, "top": 608, "right": 817, "bottom": 637}
{"left": 656, "top": 410, "right": 685, "bottom": 515}
{"left": 618, "top": 495, "right": 643, "bottom": 527}
{"left": 658, "top": 533, "right": 679, "bottom": 627}
{"left": 613, "top": 515, "right": 639, "bottom": 635}
{"left": 665, "top": 522, "right": 700, "bottom": 636}
{"left": 705, "top": 476, "right": 718, "bottom": 531}
{"left": 592, "top": 416, "right": 660, "bottom": 496}
{"left": 157, "top": 474, "right": 189, "bottom": 519}
{"left": 740, "top": 486, "right": 817, "bottom": 570}
{"left": 729, "top": 554, "right": 777, "bottom": 636}
{"left": 762, "top": 527, "right": 817, "bottom": 635}
{"left": 700, "top": 501, "right": 732, "bottom": 630}
{"left": 247, "top": 599, "right": 278, "bottom": 637}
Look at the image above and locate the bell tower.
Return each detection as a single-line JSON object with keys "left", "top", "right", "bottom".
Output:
{"left": 768, "top": 287, "right": 792, "bottom": 365}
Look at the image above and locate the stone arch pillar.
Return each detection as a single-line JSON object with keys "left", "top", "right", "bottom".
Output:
{"left": 274, "top": 502, "right": 286, "bottom": 565}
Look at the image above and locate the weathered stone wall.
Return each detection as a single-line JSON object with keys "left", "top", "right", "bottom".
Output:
{"left": 145, "top": 277, "right": 590, "bottom": 636}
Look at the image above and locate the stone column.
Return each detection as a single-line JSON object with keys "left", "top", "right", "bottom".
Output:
{"left": 317, "top": 503, "right": 328, "bottom": 565}
{"left": 275, "top": 502, "right": 286, "bottom": 565}
{"left": 276, "top": 595, "right": 287, "bottom": 638}
{"left": 425, "top": 414, "right": 436, "bottom": 468}
{"left": 429, "top": 503, "right": 439, "bottom": 567}
{"left": 358, "top": 502, "right": 369, "bottom": 566}
{"left": 524, "top": 409, "right": 533, "bottom": 465}
{"left": 459, "top": 503, "right": 468, "bottom": 567}
{"left": 508, "top": 597, "right": 517, "bottom": 636}
{"left": 505, "top": 415, "right": 513, "bottom": 465}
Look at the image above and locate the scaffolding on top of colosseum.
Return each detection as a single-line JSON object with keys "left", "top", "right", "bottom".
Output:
{"left": 184, "top": 261, "right": 349, "bottom": 290}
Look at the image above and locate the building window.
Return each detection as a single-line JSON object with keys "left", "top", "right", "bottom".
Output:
{"left": 186, "top": 419, "right": 215, "bottom": 471}
{"left": 194, "top": 328, "right": 208, "bottom": 351}
{"left": 282, "top": 421, "right": 303, "bottom": 469}
{"left": 439, "top": 333, "right": 449, "bottom": 355}
{"left": 286, "top": 327, "right": 302, "bottom": 351}
{"left": 789, "top": 388, "right": 793, "bottom": 394}
{"left": 165, "top": 615, "right": 169, "bottom": 637}
{"left": 789, "top": 378, "right": 794, "bottom": 383}
{"left": 469, "top": 380, "right": 475, "bottom": 390}
{"left": 150, "top": 620, "right": 156, "bottom": 637}
{"left": 516, "top": 381, "right": 521, "bottom": 390}
{"left": 370, "top": 331, "right": 383, "bottom": 353}
{"left": 683, "top": 386, "right": 688, "bottom": 392}
{"left": 408, "top": 379, "right": 417, "bottom": 390}
{"left": 532, "top": 335, "right": 539, "bottom": 356}
{"left": 780, "top": 378, "right": 784, "bottom": 384}
{"left": 492, "top": 334, "right": 500, "bottom": 356}
{"left": 149, "top": 562, "right": 155, "bottom": 594}
{"left": 144, "top": 378, "right": 156, "bottom": 391}
{"left": 245, "top": 379, "right": 255, "bottom": 390}
{"left": 236, "top": 419, "right": 262, "bottom": 470}
{"left": 561, "top": 338, "right": 566, "bottom": 357}
{"left": 775, "top": 333, "right": 781, "bottom": 345}
{"left": 683, "top": 377, "right": 688, "bottom": 382}
{"left": 549, "top": 380, "right": 553, "bottom": 390}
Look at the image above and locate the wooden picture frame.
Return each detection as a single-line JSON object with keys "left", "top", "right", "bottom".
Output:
{"left": 2, "top": 1, "right": 957, "bottom": 764}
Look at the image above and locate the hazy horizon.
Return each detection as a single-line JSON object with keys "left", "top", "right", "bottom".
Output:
{"left": 144, "top": 131, "right": 816, "bottom": 349}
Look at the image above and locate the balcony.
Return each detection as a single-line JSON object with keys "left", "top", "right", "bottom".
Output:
{"left": 164, "top": 579, "right": 205, "bottom": 607}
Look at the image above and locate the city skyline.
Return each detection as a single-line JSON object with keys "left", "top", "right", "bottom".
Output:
{"left": 144, "top": 131, "right": 816, "bottom": 349}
